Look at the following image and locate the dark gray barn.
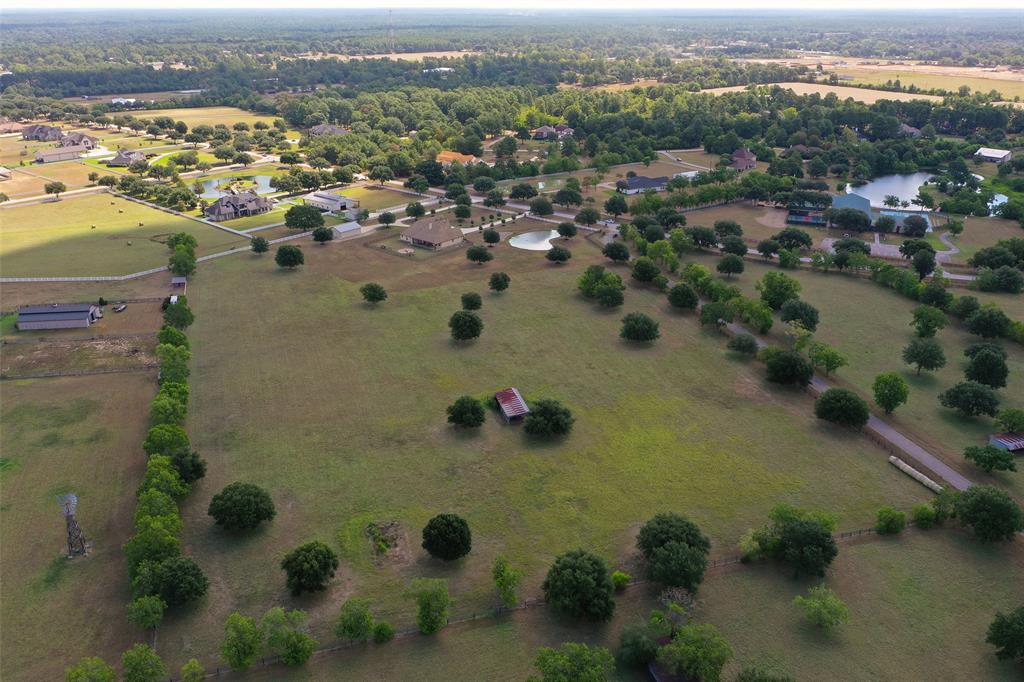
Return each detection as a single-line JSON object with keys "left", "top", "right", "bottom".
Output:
{"left": 17, "top": 304, "right": 100, "bottom": 330}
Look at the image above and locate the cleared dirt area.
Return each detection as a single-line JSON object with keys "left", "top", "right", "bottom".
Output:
{"left": 0, "top": 335, "right": 157, "bottom": 377}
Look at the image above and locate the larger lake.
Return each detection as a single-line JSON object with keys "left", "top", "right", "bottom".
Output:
{"left": 846, "top": 172, "right": 934, "bottom": 207}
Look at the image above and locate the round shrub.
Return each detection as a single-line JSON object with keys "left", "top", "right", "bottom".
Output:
{"left": 372, "top": 621, "right": 395, "bottom": 643}
{"left": 620, "top": 312, "right": 660, "bottom": 342}
{"left": 461, "top": 292, "right": 482, "bottom": 310}
{"left": 727, "top": 333, "right": 759, "bottom": 355}
{"left": 281, "top": 541, "right": 339, "bottom": 595}
{"left": 542, "top": 549, "right": 615, "bottom": 621}
{"left": 765, "top": 349, "right": 813, "bottom": 386}
{"left": 449, "top": 310, "right": 483, "bottom": 341}
{"left": 421, "top": 513, "right": 472, "bottom": 560}
{"left": 875, "top": 506, "right": 907, "bottom": 534}
{"left": 911, "top": 503, "right": 937, "bottom": 529}
{"left": 523, "top": 399, "right": 574, "bottom": 438}
{"left": 814, "top": 388, "right": 870, "bottom": 428}
{"left": 207, "top": 482, "right": 276, "bottom": 532}
{"left": 667, "top": 283, "right": 699, "bottom": 310}
{"left": 446, "top": 395, "right": 485, "bottom": 428}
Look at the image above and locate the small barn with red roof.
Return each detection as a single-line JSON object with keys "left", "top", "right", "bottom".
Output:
{"left": 495, "top": 388, "right": 529, "bottom": 423}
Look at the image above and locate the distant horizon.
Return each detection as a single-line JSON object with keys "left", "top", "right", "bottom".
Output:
{"left": 4, "top": 2, "right": 1023, "bottom": 12}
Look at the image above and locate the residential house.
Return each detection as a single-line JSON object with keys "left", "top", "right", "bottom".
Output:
{"left": 974, "top": 147, "right": 1012, "bottom": 163}
{"left": 17, "top": 303, "right": 101, "bottom": 330}
{"left": 308, "top": 123, "right": 351, "bottom": 137}
{"left": 107, "top": 149, "right": 146, "bottom": 167}
{"left": 436, "top": 150, "right": 481, "bottom": 166}
{"left": 204, "top": 190, "right": 274, "bottom": 221}
{"left": 616, "top": 176, "right": 669, "bottom": 195}
{"left": 400, "top": 219, "right": 465, "bottom": 251}
{"left": 22, "top": 124, "right": 64, "bottom": 142}
{"left": 730, "top": 148, "right": 757, "bottom": 171}
{"left": 60, "top": 132, "right": 98, "bottom": 150}
{"left": 35, "top": 145, "right": 88, "bottom": 163}
{"left": 303, "top": 191, "right": 360, "bottom": 219}
{"left": 899, "top": 123, "right": 922, "bottom": 138}
{"left": 532, "top": 124, "right": 574, "bottom": 140}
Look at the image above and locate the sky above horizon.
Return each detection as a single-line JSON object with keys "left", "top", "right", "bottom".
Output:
{"left": 5, "top": 0, "right": 1023, "bottom": 10}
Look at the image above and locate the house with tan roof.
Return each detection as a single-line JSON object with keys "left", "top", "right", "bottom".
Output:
{"left": 400, "top": 219, "right": 465, "bottom": 251}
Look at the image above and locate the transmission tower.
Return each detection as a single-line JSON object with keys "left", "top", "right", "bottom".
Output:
{"left": 57, "top": 493, "right": 88, "bottom": 557}
{"left": 387, "top": 10, "right": 396, "bottom": 55}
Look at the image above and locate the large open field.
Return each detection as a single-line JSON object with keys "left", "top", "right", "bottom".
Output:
{"left": 247, "top": 529, "right": 1023, "bottom": 681}
{"left": 0, "top": 373, "right": 156, "bottom": 682}
{"left": 126, "top": 106, "right": 280, "bottom": 129}
{"left": 704, "top": 83, "right": 942, "bottom": 104}
{"left": 0, "top": 193, "right": 248, "bottom": 277}
{"left": 341, "top": 184, "right": 416, "bottom": 212}
{"left": 153, "top": 232, "right": 937, "bottom": 672}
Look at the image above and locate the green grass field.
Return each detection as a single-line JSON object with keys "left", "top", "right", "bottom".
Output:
{"left": 154, "top": 235, "right": 933, "bottom": 672}
{"left": 0, "top": 193, "right": 248, "bottom": 277}
{"left": 687, "top": 253, "right": 1024, "bottom": 502}
{"left": 0, "top": 374, "right": 156, "bottom": 682}
{"left": 252, "top": 530, "right": 1023, "bottom": 681}
{"left": 127, "top": 106, "right": 281, "bottom": 129}
{"left": 341, "top": 185, "right": 414, "bottom": 212}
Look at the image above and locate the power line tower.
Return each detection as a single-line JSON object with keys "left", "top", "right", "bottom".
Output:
{"left": 387, "top": 10, "right": 396, "bottom": 55}
{"left": 57, "top": 493, "right": 88, "bottom": 557}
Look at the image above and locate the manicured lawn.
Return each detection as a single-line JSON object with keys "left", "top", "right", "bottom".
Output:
{"left": 688, "top": 253, "right": 1024, "bottom": 502}
{"left": 209, "top": 204, "right": 291, "bottom": 231}
{"left": 156, "top": 235, "right": 929, "bottom": 672}
{"left": 0, "top": 193, "right": 248, "bottom": 277}
{"left": 0, "top": 374, "right": 155, "bottom": 682}
{"left": 341, "top": 185, "right": 415, "bottom": 212}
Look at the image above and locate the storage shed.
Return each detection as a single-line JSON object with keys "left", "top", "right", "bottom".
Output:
{"left": 495, "top": 388, "right": 529, "bottom": 423}
{"left": 17, "top": 303, "right": 100, "bottom": 330}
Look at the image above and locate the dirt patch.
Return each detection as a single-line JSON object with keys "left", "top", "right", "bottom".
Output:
{"left": 365, "top": 520, "right": 412, "bottom": 565}
{"left": 1, "top": 336, "right": 157, "bottom": 376}
{"left": 754, "top": 207, "right": 789, "bottom": 230}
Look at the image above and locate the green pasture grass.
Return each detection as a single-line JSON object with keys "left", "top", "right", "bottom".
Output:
{"left": 155, "top": 236, "right": 928, "bottom": 671}
{"left": 0, "top": 193, "right": 248, "bottom": 277}
{"left": 127, "top": 106, "right": 281, "bottom": 129}
{"left": 341, "top": 185, "right": 416, "bottom": 212}
{"left": 0, "top": 375, "right": 155, "bottom": 682}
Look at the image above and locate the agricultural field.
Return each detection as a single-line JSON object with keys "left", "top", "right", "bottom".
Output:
{"left": 126, "top": 106, "right": 281, "bottom": 129}
{"left": 0, "top": 373, "right": 156, "bottom": 682}
{"left": 250, "top": 530, "right": 1024, "bottom": 681}
{"left": 152, "top": 233, "right": 933, "bottom": 672}
{"left": 0, "top": 193, "right": 248, "bottom": 277}
{"left": 703, "top": 83, "right": 942, "bottom": 104}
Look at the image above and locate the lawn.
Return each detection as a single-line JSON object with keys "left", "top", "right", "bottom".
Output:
{"left": 0, "top": 374, "right": 156, "bottom": 682}
{"left": 155, "top": 234, "right": 929, "bottom": 672}
{"left": 0, "top": 193, "right": 248, "bottom": 277}
{"left": 127, "top": 106, "right": 281, "bottom": 129}
{"left": 255, "top": 529, "right": 1022, "bottom": 681}
{"left": 207, "top": 204, "right": 291, "bottom": 231}
{"left": 341, "top": 185, "right": 415, "bottom": 212}
{"left": 687, "top": 252, "right": 1024, "bottom": 502}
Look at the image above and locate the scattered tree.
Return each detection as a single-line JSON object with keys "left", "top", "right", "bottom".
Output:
{"left": 449, "top": 310, "right": 484, "bottom": 341}
{"left": 780, "top": 299, "right": 819, "bottom": 332}
{"left": 524, "top": 399, "right": 575, "bottom": 438}
{"left": 121, "top": 644, "right": 166, "bottom": 682}
{"left": 360, "top": 282, "right": 387, "bottom": 304}
{"left": 542, "top": 549, "right": 615, "bottom": 621}
{"left": 466, "top": 244, "right": 494, "bottom": 265}
{"left": 275, "top": 245, "right": 304, "bottom": 269}
{"left": 792, "top": 586, "right": 850, "bottom": 633}
{"left": 765, "top": 349, "right": 813, "bottom": 386}
{"left": 814, "top": 388, "right": 870, "bottom": 428}
{"left": 127, "top": 595, "right": 166, "bottom": 630}
{"left": 602, "top": 241, "right": 630, "bottom": 262}
{"left": 875, "top": 506, "right": 907, "bottom": 534}
{"left": 717, "top": 253, "right": 745, "bottom": 277}
{"left": 757, "top": 272, "right": 801, "bottom": 310}
{"left": 208, "top": 482, "right": 276, "bottom": 531}
{"left": 902, "top": 338, "right": 946, "bottom": 375}
{"left": 335, "top": 598, "right": 375, "bottom": 642}
{"left": 280, "top": 541, "right": 338, "bottom": 595}
{"left": 965, "top": 349, "right": 1009, "bottom": 388}
{"left": 221, "top": 612, "right": 262, "bottom": 671}
{"left": 408, "top": 578, "right": 452, "bottom": 634}
{"left": 872, "top": 372, "right": 909, "bottom": 414}
{"left": 284, "top": 204, "right": 325, "bottom": 231}
{"left": 986, "top": 607, "right": 1024, "bottom": 663}
{"left": 492, "top": 556, "right": 523, "bottom": 608}
{"left": 251, "top": 236, "right": 269, "bottom": 254}
{"left": 939, "top": 381, "right": 1000, "bottom": 417}
{"left": 955, "top": 485, "right": 1024, "bottom": 541}
{"left": 620, "top": 312, "right": 660, "bottom": 342}
{"left": 546, "top": 245, "right": 572, "bottom": 264}
{"left": 422, "top": 513, "right": 472, "bottom": 560}
{"left": 656, "top": 624, "right": 733, "bottom": 682}
{"left": 963, "top": 445, "right": 1017, "bottom": 473}
{"left": 530, "top": 643, "right": 614, "bottom": 682}
{"left": 910, "top": 305, "right": 948, "bottom": 338}
{"left": 447, "top": 395, "right": 485, "bottom": 428}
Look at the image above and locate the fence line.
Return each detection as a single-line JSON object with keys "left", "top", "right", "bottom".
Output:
{"left": 0, "top": 364, "right": 157, "bottom": 381}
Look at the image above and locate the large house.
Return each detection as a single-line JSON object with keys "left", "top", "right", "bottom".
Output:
{"left": 303, "top": 191, "right": 360, "bottom": 218}
{"left": 107, "top": 149, "right": 146, "bottom": 167}
{"left": 730, "top": 148, "right": 757, "bottom": 171}
{"left": 532, "top": 124, "right": 574, "bottom": 140}
{"left": 616, "top": 175, "right": 669, "bottom": 195}
{"left": 22, "top": 124, "right": 64, "bottom": 142}
{"left": 204, "top": 191, "right": 274, "bottom": 221}
{"left": 308, "top": 123, "right": 351, "bottom": 137}
{"left": 59, "top": 132, "right": 98, "bottom": 150}
{"left": 35, "top": 145, "right": 89, "bottom": 163}
{"left": 436, "top": 150, "right": 481, "bottom": 166}
{"left": 400, "top": 219, "right": 465, "bottom": 251}
{"left": 974, "top": 147, "right": 1012, "bottom": 163}
{"left": 17, "top": 303, "right": 101, "bottom": 331}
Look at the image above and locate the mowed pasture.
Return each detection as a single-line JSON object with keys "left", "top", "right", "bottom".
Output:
{"left": 0, "top": 374, "right": 155, "bottom": 682}
{"left": 839, "top": 67, "right": 1024, "bottom": 100}
{"left": 158, "top": 234, "right": 929, "bottom": 672}
{"left": 703, "top": 83, "right": 942, "bottom": 104}
{"left": 340, "top": 184, "right": 417, "bottom": 212}
{"left": 250, "top": 530, "right": 1024, "bottom": 681}
{"left": 0, "top": 193, "right": 248, "bottom": 277}
{"left": 126, "top": 106, "right": 280, "bottom": 129}
{"left": 685, "top": 252, "right": 1024, "bottom": 501}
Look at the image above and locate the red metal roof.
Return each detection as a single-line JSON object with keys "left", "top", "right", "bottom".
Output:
{"left": 495, "top": 388, "right": 529, "bottom": 418}
{"left": 990, "top": 432, "right": 1024, "bottom": 451}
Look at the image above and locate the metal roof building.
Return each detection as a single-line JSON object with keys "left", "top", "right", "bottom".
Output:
{"left": 988, "top": 432, "right": 1024, "bottom": 452}
{"left": 495, "top": 388, "right": 530, "bottom": 423}
{"left": 17, "top": 303, "right": 100, "bottom": 330}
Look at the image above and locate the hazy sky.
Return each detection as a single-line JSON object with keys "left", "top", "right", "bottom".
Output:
{"left": 5, "top": 0, "right": 1023, "bottom": 10}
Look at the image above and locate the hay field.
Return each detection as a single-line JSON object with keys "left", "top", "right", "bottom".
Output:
{"left": 126, "top": 106, "right": 279, "bottom": 129}
{"left": 704, "top": 82, "right": 942, "bottom": 104}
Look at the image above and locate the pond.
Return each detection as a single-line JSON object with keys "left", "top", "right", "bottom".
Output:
{"left": 196, "top": 175, "right": 275, "bottom": 199}
{"left": 846, "top": 172, "right": 934, "bottom": 207}
{"left": 508, "top": 230, "right": 560, "bottom": 251}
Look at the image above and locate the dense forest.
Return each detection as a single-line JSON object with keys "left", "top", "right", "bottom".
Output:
{"left": 2, "top": 10, "right": 1023, "bottom": 98}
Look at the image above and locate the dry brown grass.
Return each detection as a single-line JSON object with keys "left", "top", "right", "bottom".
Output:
{"left": 703, "top": 82, "right": 942, "bottom": 104}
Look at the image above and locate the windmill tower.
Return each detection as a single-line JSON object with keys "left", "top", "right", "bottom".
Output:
{"left": 57, "top": 493, "right": 88, "bottom": 557}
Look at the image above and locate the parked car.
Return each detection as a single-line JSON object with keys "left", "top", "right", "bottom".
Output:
{"left": 113, "top": 304, "right": 127, "bottom": 313}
